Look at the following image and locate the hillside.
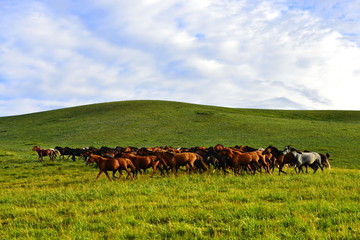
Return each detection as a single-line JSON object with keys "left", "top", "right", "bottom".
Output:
{"left": 1, "top": 100, "right": 360, "bottom": 168}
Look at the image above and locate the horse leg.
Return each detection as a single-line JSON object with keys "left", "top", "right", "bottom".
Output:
{"left": 296, "top": 164, "right": 303, "bottom": 174}
{"left": 312, "top": 161, "right": 322, "bottom": 174}
{"left": 189, "top": 162, "right": 196, "bottom": 174}
{"left": 157, "top": 165, "right": 165, "bottom": 176}
{"left": 318, "top": 161, "right": 324, "bottom": 172}
{"left": 124, "top": 168, "right": 134, "bottom": 180}
{"left": 37, "top": 152, "right": 43, "bottom": 162}
{"left": 151, "top": 164, "right": 157, "bottom": 177}
{"left": 112, "top": 170, "right": 120, "bottom": 178}
{"left": 312, "top": 165, "right": 318, "bottom": 174}
{"left": 95, "top": 171, "right": 103, "bottom": 181}
{"left": 263, "top": 162, "right": 271, "bottom": 174}
{"left": 104, "top": 171, "right": 112, "bottom": 181}
{"left": 278, "top": 163, "right": 284, "bottom": 175}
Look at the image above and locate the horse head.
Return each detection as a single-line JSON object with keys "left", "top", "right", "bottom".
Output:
{"left": 283, "top": 145, "right": 302, "bottom": 155}
{"left": 283, "top": 145, "right": 291, "bottom": 154}
{"left": 86, "top": 154, "right": 97, "bottom": 165}
{"left": 32, "top": 146, "right": 41, "bottom": 151}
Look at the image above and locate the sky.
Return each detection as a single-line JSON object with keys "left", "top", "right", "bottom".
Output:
{"left": 1, "top": 0, "right": 360, "bottom": 117}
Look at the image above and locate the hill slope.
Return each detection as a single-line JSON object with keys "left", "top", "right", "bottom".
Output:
{"left": 1, "top": 100, "right": 359, "bottom": 168}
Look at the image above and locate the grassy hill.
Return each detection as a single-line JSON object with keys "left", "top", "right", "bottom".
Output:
{"left": 0, "top": 100, "right": 359, "bottom": 168}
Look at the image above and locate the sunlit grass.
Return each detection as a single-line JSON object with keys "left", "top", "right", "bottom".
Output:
{"left": 1, "top": 158, "right": 359, "bottom": 239}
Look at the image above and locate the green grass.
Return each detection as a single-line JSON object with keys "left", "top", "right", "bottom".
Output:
{"left": 0, "top": 100, "right": 359, "bottom": 239}
{"left": 0, "top": 160, "right": 359, "bottom": 239}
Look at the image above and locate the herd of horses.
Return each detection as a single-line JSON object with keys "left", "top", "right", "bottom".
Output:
{"left": 32, "top": 144, "right": 331, "bottom": 181}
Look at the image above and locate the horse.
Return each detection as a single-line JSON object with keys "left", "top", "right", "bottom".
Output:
{"left": 154, "top": 151, "right": 203, "bottom": 175}
{"left": 86, "top": 154, "right": 135, "bottom": 181}
{"left": 262, "top": 146, "right": 290, "bottom": 174}
{"left": 219, "top": 148, "right": 259, "bottom": 174}
{"left": 32, "top": 146, "right": 58, "bottom": 161}
{"left": 54, "top": 146, "right": 85, "bottom": 161}
{"left": 283, "top": 146, "right": 323, "bottom": 174}
{"left": 263, "top": 146, "right": 301, "bottom": 174}
{"left": 121, "top": 153, "right": 163, "bottom": 177}
{"left": 224, "top": 147, "right": 271, "bottom": 174}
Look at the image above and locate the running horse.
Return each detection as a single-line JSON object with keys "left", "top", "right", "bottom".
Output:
{"left": 32, "top": 146, "right": 58, "bottom": 161}
{"left": 86, "top": 154, "right": 135, "bottom": 181}
{"left": 283, "top": 146, "right": 323, "bottom": 173}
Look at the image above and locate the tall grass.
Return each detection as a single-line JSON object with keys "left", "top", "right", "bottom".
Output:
{"left": 0, "top": 159, "right": 359, "bottom": 239}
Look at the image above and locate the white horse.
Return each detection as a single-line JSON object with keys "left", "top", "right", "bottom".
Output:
{"left": 283, "top": 146, "right": 323, "bottom": 173}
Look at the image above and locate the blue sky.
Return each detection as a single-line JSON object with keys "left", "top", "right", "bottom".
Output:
{"left": 1, "top": 0, "right": 360, "bottom": 116}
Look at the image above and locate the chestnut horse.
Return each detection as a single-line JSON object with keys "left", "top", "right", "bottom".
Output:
{"left": 262, "top": 146, "right": 287, "bottom": 173}
{"left": 219, "top": 148, "right": 271, "bottom": 174}
{"left": 32, "top": 146, "right": 58, "bottom": 161}
{"left": 86, "top": 154, "right": 135, "bottom": 181}
{"left": 154, "top": 151, "right": 202, "bottom": 175}
{"left": 121, "top": 153, "right": 162, "bottom": 177}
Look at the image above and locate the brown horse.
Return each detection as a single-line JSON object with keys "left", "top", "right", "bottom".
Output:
{"left": 219, "top": 148, "right": 270, "bottom": 174}
{"left": 155, "top": 151, "right": 202, "bottom": 175}
{"left": 32, "top": 146, "right": 58, "bottom": 161}
{"left": 262, "top": 146, "right": 284, "bottom": 173}
{"left": 86, "top": 154, "right": 135, "bottom": 181}
{"left": 121, "top": 153, "right": 162, "bottom": 177}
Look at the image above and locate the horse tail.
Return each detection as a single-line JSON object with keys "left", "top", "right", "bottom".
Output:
{"left": 126, "top": 159, "right": 136, "bottom": 171}
{"left": 321, "top": 153, "right": 331, "bottom": 169}
{"left": 326, "top": 153, "right": 331, "bottom": 169}
{"left": 54, "top": 149, "right": 61, "bottom": 158}
{"left": 195, "top": 154, "right": 208, "bottom": 172}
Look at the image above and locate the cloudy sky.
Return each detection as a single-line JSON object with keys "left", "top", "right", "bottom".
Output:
{"left": 1, "top": 0, "right": 360, "bottom": 116}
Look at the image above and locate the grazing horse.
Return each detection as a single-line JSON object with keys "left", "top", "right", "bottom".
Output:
{"left": 86, "top": 154, "right": 135, "bottom": 181}
{"left": 32, "top": 146, "right": 58, "bottom": 161}
{"left": 283, "top": 146, "right": 323, "bottom": 174}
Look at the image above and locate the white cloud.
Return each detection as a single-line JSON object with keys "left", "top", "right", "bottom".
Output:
{"left": 1, "top": 0, "right": 360, "bottom": 116}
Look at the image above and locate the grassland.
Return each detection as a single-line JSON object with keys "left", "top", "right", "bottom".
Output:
{"left": 0, "top": 100, "right": 359, "bottom": 239}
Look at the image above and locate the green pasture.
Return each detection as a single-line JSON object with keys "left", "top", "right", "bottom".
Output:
{"left": 0, "top": 100, "right": 360, "bottom": 239}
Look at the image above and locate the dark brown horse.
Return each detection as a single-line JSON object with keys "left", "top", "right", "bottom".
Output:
{"left": 86, "top": 154, "right": 135, "bottom": 181}
{"left": 32, "top": 146, "right": 58, "bottom": 161}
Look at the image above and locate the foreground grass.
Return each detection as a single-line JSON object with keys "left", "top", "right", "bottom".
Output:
{"left": 1, "top": 158, "right": 359, "bottom": 239}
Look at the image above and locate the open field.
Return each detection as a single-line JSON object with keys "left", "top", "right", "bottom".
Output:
{"left": 0, "top": 159, "right": 359, "bottom": 239}
{"left": 1, "top": 100, "right": 360, "bottom": 239}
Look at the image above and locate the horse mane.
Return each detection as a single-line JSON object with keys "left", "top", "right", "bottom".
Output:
{"left": 286, "top": 145, "right": 302, "bottom": 154}
{"left": 267, "top": 145, "right": 282, "bottom": 155}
